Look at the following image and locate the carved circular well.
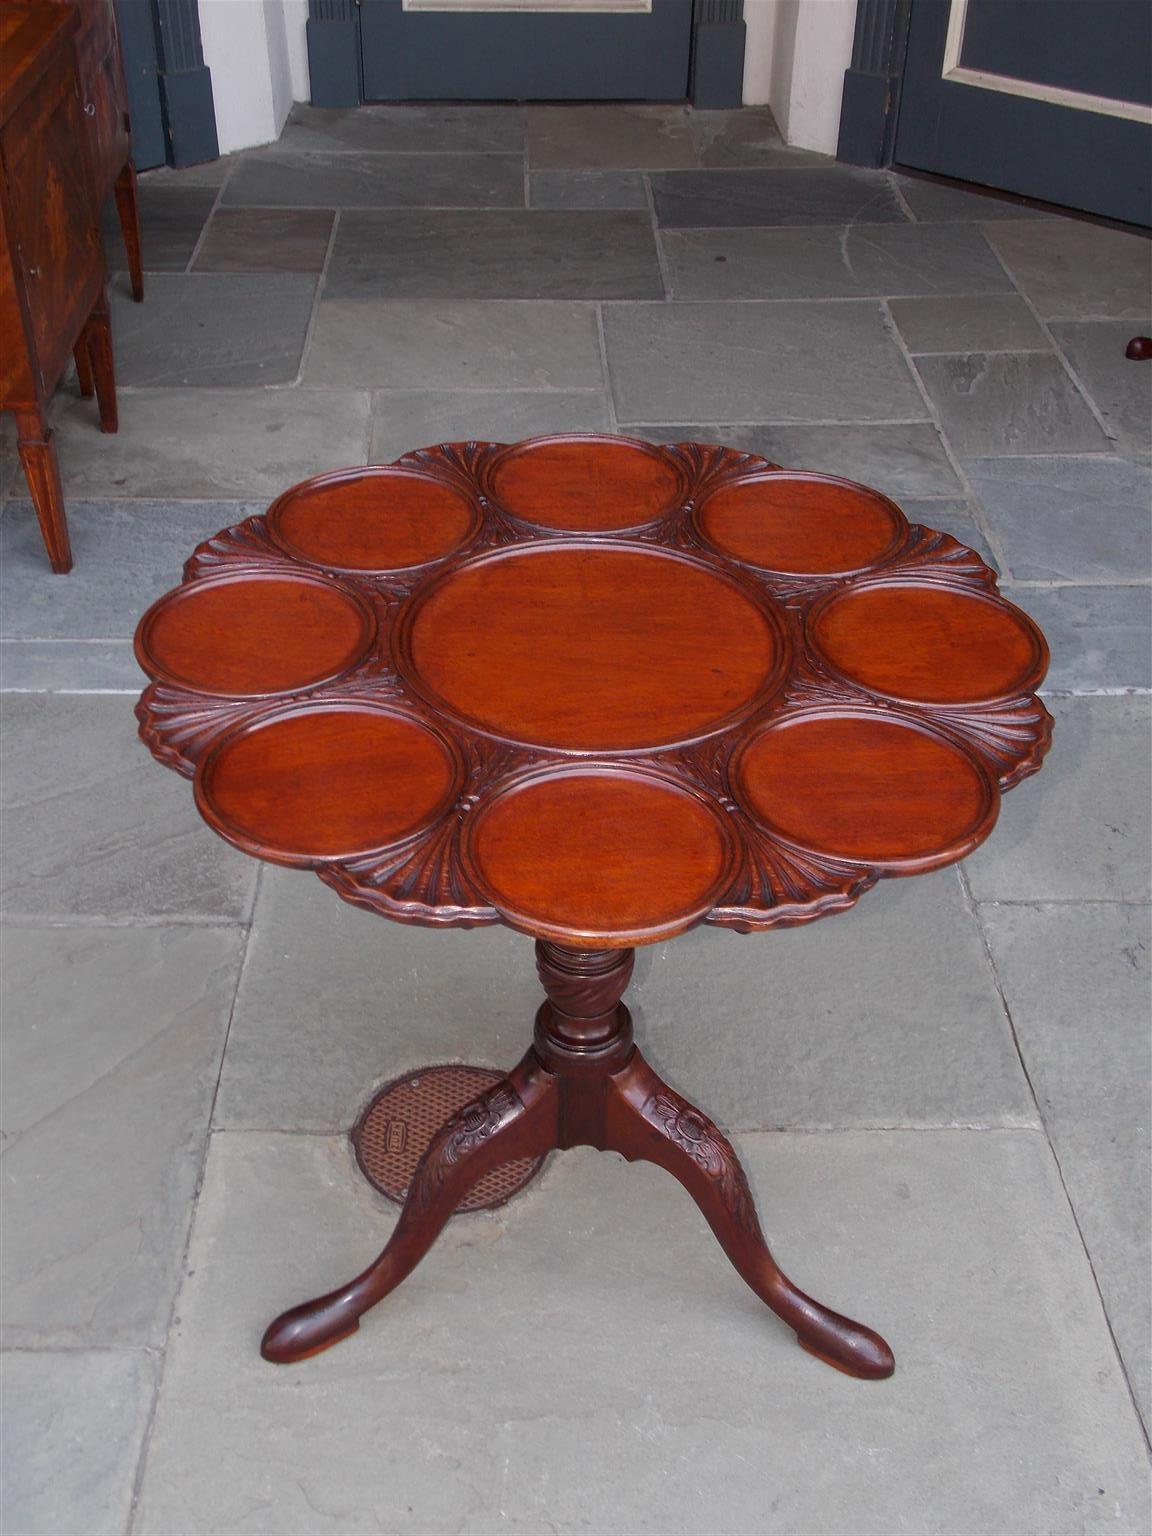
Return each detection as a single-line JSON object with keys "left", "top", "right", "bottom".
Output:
{"left": 135, "top": 570, "right": 376, "bottom": 698}
{"left": 484, "top": 434, "right": 688, "bottom": 532}
{"left": 694, "top": 472, "right": 908, "bottom": 576}
{"left": 196, "top": 702, "right": 463, "bottom": 863}
{"left": 396, "top": 541, "right": 790, "bottom": 752}
{"left": 809, "top": 581, "right": 1049, "bottom": 705}
{"left": 462, "top": 765, "right": 739, "bottom": 944}
{"left": 733, "top": 711, "right": 998, "bottom": 870}
{"left": 266, "top": 466, "right": 482, "bottom": 573}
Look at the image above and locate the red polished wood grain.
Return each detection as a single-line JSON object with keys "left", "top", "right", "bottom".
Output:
{"left": 134, "top": 434, "right": 1055, "bottom": 1381}
{"left": 196, "top": 703, "right": 463, "bottom": 864}
{"left": 49, "top": 0, "right": 143, "bottom": 301}
{"left": 695, "top": 469, "right": 908, "bottom": 576}
{"left": 483, "top": 432, "right": 689, "bottom": 531}
{"left": 734, "top": 711, "right": 997, "bottom": 870}
{"left": 809, "top": 580, "right": 1048, "bottom": 705}
{"left": 136, "top": 570, "right": 378, "bottom": 696}
{"left": 398, "top": 541, "right": 790, "bottom": 752}
{"left": 0, "top": 1, "right": 119, "bottom": 572}
{"left": 462, "top": 764, "right": 739, "bottom": 945}
{"left": 267, "top": 465, "right": 482, "bottom": 572}
{"left": 136, "top": 436, "right": 1050, "bottom": 943}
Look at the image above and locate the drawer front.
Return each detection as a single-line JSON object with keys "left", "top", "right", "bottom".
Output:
{"left": 1, "top": 54, "right": 102, "bottom": 387}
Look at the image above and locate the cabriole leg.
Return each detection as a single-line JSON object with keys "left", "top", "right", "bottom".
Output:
{"left": 602, "top": 1051, "right": 895, "bottom": 1380}
{"left": 261, "top": 1053, "right": 559, "bottom": 1364}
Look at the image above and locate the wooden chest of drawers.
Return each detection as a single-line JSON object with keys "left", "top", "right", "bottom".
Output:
{"left": 0, "top": 1, "right": 118, "bottom": 572}
{"left": 50, "top": 0, "right": 143, "bottom": 298}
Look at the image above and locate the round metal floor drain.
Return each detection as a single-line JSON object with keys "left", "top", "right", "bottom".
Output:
{"left": 351, "top": 1064, "right": 545, "bottom": 1213}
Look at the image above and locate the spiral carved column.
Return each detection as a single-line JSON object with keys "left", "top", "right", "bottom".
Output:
{"left": 533, "top": 942, "right": 636, "bottom": 1146}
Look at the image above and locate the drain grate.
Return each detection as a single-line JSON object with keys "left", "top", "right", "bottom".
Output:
{"left": 351, "top": 1064, "right": 545, "bottom": 1213}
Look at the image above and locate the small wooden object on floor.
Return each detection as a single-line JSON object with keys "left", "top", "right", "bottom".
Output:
{"left": 134, "top": 435, "right": 1055, "bottom": 1383}
{"left": 0, "top": 1, "right": 120, "bottom": 572}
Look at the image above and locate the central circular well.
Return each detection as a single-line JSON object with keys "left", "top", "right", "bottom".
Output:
{"left": 398, "top": 543, "right": 787, "bottom": 751}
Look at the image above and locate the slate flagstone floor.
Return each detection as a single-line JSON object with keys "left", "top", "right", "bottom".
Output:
{"left": 1, "top": 104, "right": 1149, "bottom": 1535}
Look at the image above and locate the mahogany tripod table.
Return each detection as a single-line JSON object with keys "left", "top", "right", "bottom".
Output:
{"left": 134, "top": 435, "right": 1052, "bottom": 1381}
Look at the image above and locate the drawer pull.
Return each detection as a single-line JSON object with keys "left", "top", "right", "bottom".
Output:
{"left": 84, "top": 102, "right": 96, "bottom": 117}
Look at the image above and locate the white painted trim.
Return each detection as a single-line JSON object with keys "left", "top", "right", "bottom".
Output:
{"left": 941, "top": 0, "right": 1152, "bottom": 125}
{"left": 940, "top": 0, "right": 967, "bottom": 75}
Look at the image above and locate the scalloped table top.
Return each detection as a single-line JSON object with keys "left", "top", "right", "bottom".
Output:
{"left": 134, "top": 434, "right": 1052, "bottom": 948}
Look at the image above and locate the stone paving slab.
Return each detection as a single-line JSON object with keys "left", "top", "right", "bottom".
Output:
{"left": 216, "top": 867, "right": 1034, "bottom": 1135}
{"left": 102, "top": 184, "right": 217, "bottom": 273}
{"left": 1, "top": 1348, "right": 155, "bottom": 1536}
{"left": 47, "top": 386, "right": 371, "bottom": 501}
{"left": 981, "top": 901, "right": 1151, "bottom": 1431}
{"left": 222, "top": 150, "right": 525, "bottom": 209}
{"left": 109, "top": 274, "right": 317, "bottom": 388}
{"left": 688, "top": 108, "right": 824, "bottom": 168}
{"left": 279, "top": 102, "right": 526, "bottom": 156}
{"left": 214, "top": 870, "right": 541, "bottom": 1132}
{"left": 1, "top": 923, "right": 243, "bottom": 1347}
{"left": 369, "top": 390, "right": 610, "bottom": 463}
{"left": 632, "top": 870, "right": 1035, "bottom": 1132}
{"left": 326, "top": 210, "right": 664, "bottom": 300}
{"left": 0, "top": 499, "right": 261, "bottom": 643}
{"left": 662, "top": 223, "right": 1012, "bottom": 300}
{"left": 133, "top": 1129, "right": 1150, "bottom": 1535}
{"left": 0, "top": 694, "right": 256, "bottom": 920}
{"left": 964, "top": 455, "right": 1152, "bottom": 583}
{"left": 1007, "top": 584, "right": 1151, "bottom": 694}
{"left": 964, "top": 696, "right": 1151, "bottom": 904}
{"left": 305, "top": 298, "right": 605, "bottom": 389}
{"left": 528, "top": 170, "right": 648, "bottom": 209}
{"left": 526, "top": 103, "right": 698, "bottom": 170}
{"left": 900, "top": 497, "right": 1001, "bottom": 571}
{"left": 650, "top": 166, "right": 908, "bottom": 228}
{"left": 985, "top": 220, "right": 1152, "bottom": 320}
{"left": 1051, "top": 319, "right": 1152, "bottom": 462}
{"left": 888, "top": 293, "right": 1050, "bottom": 353}
{"left": 0, "top": 640, "right": 140, "bottom": 693}
{"left": 893, "top": 176, "right": 1054, "bottom": 222}
{"left": 623, "top": 421, "right": 961, "bottom": 499}
{"left": 913, "top": 352, "right": 1109, "bottom": 456}
{"left": 140, "top": 155, "right": 240, "bottom": 188}
{"left": 192, "top": 207, "right": 335, "bottom": 273}
{"left": 603, "top": 301, "right": 927, "bottom": 422}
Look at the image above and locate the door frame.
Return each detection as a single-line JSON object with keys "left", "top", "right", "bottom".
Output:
{"left": 114, "top": 0, "right": 218, "bottom": 169}
{"left": 306, "top": 0, "right": 747, "bottom": 110}
{"left": 837, "top": 0, "right": 913, "bottom": 168}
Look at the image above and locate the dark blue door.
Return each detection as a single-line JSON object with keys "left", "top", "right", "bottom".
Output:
{"left": 895, "top": 0, "right": 1152, "bottom": 224}
{"left": 360, "top": 0, "right": 694, "bottom": 102}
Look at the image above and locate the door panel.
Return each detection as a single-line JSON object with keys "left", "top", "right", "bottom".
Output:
{"left": 895, "top": 0, "right": 1152, "bottom": 224}
{"left": 958, "top": 0, "right": 1151, "bottom": 105}
{"left": 360, "top": 0, "right": 693, "bottom": 102}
